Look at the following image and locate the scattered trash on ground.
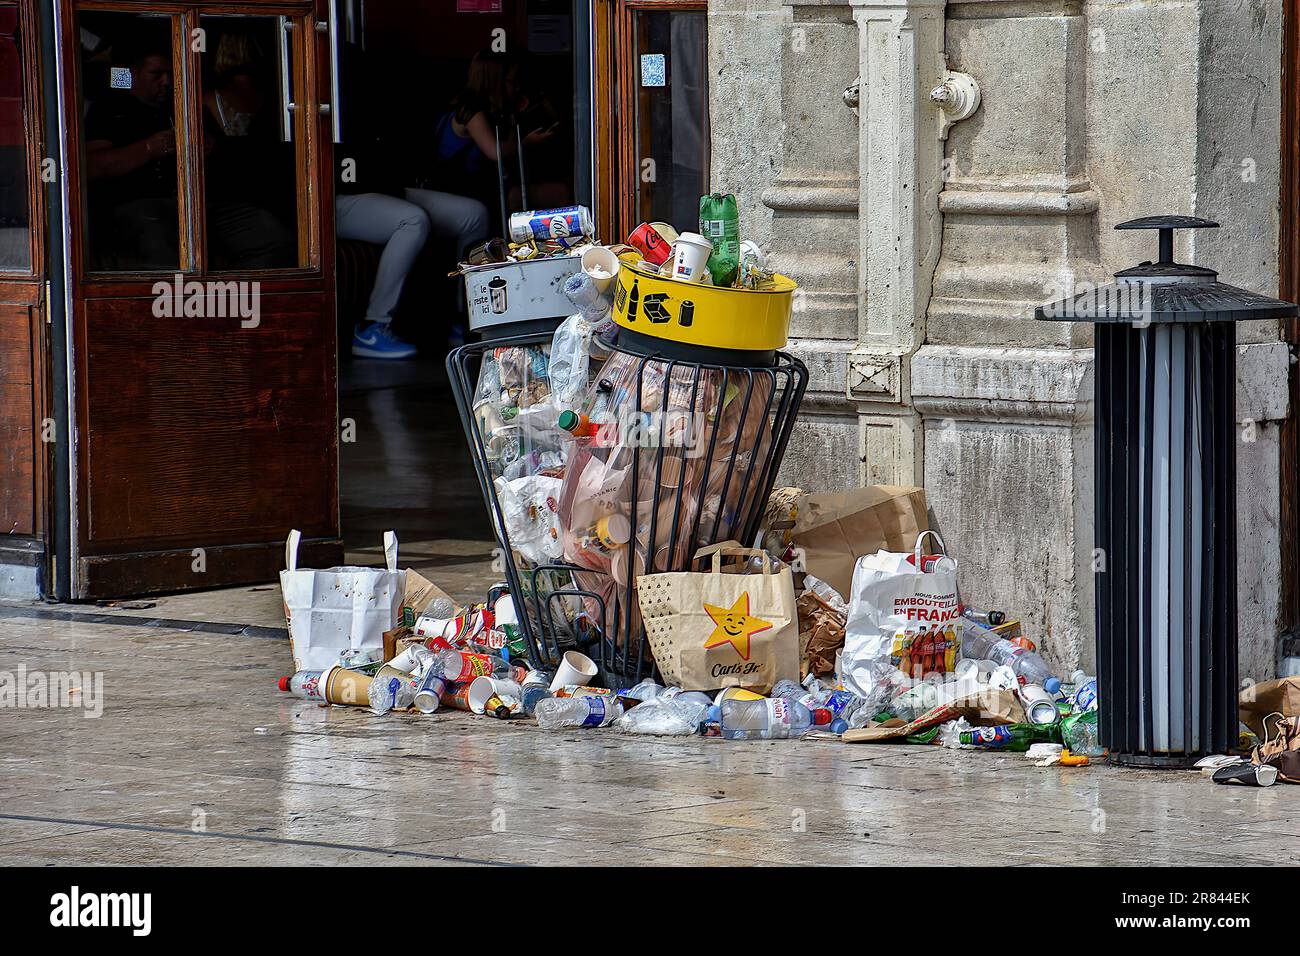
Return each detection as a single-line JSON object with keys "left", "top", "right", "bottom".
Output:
{"left": 273, "top": 199, "right": 1300, "bottom": 784}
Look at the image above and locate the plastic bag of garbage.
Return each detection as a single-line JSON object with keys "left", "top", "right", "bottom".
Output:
{"left": 494, "top": 474, "right": 564, "bottom": 565}
{"left": 616, "top": 696, "right": 707, "bottom": 736}
{"left": 550, "top": 314, "right": 596, "bottom": 411}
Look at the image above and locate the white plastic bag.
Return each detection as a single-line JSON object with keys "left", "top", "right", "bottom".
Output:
{"left": 279, "top": 530, "right": 405, "bottom": 672}
{"left": 494, "top": 474, "right": 564, "bottom": 565}
{"left": 549, "top": 314, "right": 595, "bottom": 410}
{"left": 841, "top": 530, "right": 961, "bottom": 697}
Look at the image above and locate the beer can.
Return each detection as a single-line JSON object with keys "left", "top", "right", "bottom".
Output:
{"left": 508, "top": 206, "right": 594, "bottom": 246}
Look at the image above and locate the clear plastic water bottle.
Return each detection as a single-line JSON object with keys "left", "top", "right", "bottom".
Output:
{"left": 623, "top": 679, "right": 665, "bottom": 701}
{"left": 534, "top": 695, "right": 623, "bottom": 729}
{"left": 773, "top": 678, "right": 820, "bottom": 710}
{"left": 720, "top": 697, "right": 817, "bottom": 740}
{"left": 425, "top": 596, "right": 456, "bottom": 620}
{"left": 278, "top": 671, "right": 324, "bottom": 701}
{"left": 520, "top": 670, "right": 553, "bottom": 716}
{"left": 960, "top": 624, "right": 1052, "bottom": 687}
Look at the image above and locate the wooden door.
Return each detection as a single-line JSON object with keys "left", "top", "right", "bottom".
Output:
{"left": 592, "top": 0, "right": 708, "bottom": 241}
{"left": 0, "top": 0, "right": 48, "bottom": 592}
{"left": 60, "top": 0, "right": 341, "bottom": 598}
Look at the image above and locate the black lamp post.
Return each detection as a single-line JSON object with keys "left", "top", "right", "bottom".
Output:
{"left": 1036, "top": 216, "right": 1298, "bottom": 767}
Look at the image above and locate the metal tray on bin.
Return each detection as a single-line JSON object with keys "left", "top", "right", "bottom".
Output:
{"left": 462, "top": 255, "right": 582, "bottom": 334}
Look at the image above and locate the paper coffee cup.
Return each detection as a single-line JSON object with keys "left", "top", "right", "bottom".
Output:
{"left": 549, "top": 650, "right": 598, "bottom": 693}
{"left": 321, "top": 665, "right": 373, "bottom": 706}
{"left": 581, "top": 245, "right": 620, "bottom": 294}
{"left": 468, "top": 676, "right": 523, "bottom": 715}
{"left": 670, "top": 232, "right": 712, "bottom": 283}
{"left": 440, "top": 681, "right": 474, "bottom": 712}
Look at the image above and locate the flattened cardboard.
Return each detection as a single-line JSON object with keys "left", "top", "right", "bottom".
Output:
{"left": 841, "top": 689, "right": 1026, "bottom": 743}
{"left": 791, "top": 485, "right": 928, "bottom": 599}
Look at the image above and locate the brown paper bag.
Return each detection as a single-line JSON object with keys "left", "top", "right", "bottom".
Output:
{"left": 1239, "top": 676, "right": 1300, "bottom": 739}
{"left": 841, "top": 689, "right": 1026, "bottom": 743}
{"left": 638, "top": 543, "right": 799, "bottom": 693}
{"left": 399, "top": 570, "right": 456, "bottom": 627}
{"left": 791, "top": 486, "right": 928, "bottom": 599}
{"left": 798, "top": 591, "right": 845, "bottom": 678}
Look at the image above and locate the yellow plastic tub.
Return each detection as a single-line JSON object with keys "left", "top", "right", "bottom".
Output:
{"left": 611, "top": 257, "right": 796, "bottom": 353}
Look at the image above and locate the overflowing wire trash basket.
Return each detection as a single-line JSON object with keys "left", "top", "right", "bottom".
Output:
{"left": 448, "top": 329, "right": 807, "bottom": 687}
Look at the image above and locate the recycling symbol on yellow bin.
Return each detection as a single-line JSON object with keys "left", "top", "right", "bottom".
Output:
{"left": 615, "top": 276, "right": 696, "bottom": 328}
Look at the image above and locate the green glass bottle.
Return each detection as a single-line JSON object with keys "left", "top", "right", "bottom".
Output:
{"left": 959, "top": 723, "right": 1059, "bottom": 752}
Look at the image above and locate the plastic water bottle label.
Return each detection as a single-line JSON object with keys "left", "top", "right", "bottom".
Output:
{"left": 581, "top": 699, "right": 607, "bottom": 727}
{"left": 768, "top": 698, "right": 790, "bottom": 726}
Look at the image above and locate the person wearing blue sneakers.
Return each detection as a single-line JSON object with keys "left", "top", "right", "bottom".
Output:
{"left": 338, "top": 188, "right": 487, "bottom": 358}
{"left": 334, "top": 46, "right": 488, "bottom": 359}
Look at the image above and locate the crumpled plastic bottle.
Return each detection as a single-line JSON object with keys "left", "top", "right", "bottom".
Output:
{"left": 939, "top": 716, "right": 974, "bottom": 749}
{"left": 615, "top": 696, "right": 708, "bottom": 736}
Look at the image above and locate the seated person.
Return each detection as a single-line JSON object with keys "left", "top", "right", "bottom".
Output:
{"left": 430, "top": 50, "right": 566, "bottom": 217}
{"left": 84, "top": 39, "right": 178, "bottom": 270}
{"left": 336, "top": 44, "right": 491, "bottom": 359}
{"left": 200, "top": 30, "right": 297, "bottom": 269}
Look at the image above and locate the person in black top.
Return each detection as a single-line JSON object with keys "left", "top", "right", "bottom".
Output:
{"left": 199, "top": 30, "right": 297, "bottom": 269}
{"left": 84, "top": 39, "right": 178, "bottom": 269}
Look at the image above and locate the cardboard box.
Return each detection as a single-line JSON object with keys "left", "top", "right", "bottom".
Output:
{"left": 790, "top": 485, "right": 929, "bottom": 600}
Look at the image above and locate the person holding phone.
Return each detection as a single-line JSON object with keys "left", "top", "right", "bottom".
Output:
{"left": 426, "top": 50, "right": 568, "bottom": 221}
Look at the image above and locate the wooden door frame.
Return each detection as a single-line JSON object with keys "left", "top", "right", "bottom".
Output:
{"left": 54, "top": 0, "right": 341, "bottom": 597}
{"left": 592, "top": 0, "right": 705, "bottom": 243}
{"left": 0, "top": 0, "right": 51, "bottom": 593}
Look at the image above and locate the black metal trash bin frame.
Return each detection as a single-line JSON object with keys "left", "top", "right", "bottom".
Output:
{"left": 1036, "top": 215, "right": 1299, "bottom": 766}
{"left": 447, "top": 329, "right": 808, "bottom": 687}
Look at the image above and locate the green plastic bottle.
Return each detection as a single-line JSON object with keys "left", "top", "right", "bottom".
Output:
{"left": 699, "top": 193, "right": 740, "bottom": 286}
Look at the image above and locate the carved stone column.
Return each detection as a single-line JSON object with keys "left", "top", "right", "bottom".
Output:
{"left": 846, "top": 0, "right": 948, "bottom": 487}
{"left": 758, "top": 1, "right": 862, "bottom": 490}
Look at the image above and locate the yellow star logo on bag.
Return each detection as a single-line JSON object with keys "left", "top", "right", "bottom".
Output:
{"left": 703, "top": 593, "right": 772, "bottom": 661}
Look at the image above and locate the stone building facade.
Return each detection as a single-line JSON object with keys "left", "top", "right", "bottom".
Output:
{"left": 710, "top": 0, "right": 1291, "bottom": 678}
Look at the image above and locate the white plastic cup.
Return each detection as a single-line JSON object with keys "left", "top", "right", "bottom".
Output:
{"left": 389, "top": 645, "right": 432, "bottom": 674}
{"left": 739, "top": 239, "right": 765, "bottom": 267}
{"left": 670, "top": 232, "right": 713, "bottom": 283}
{"left": 549, "top": 650, "right": 598, "bottom": 693}
{"left": 468, "top": 675, "right": 523, "bottom": 715}
{"left": 581, "top": 245, "right": 621, "bottom": 294}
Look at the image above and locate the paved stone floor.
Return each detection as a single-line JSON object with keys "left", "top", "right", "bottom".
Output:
{"left": 1, "top": 597, "right": 1298, "bottom": 867}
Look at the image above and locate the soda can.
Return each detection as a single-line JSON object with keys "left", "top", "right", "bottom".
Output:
{"left": 1073, "top": 678, "right": 1097, "bottom": 712}
{"left": 626, "top": 221, "right": 677, "bottom": 266}
{"left": 508, "top": 206, "right": 594, "bottom": 246}
{"left": 1020, "top": 685, "right": 1061, "bottom": 726}
{"left": 414, "top": 670, "right": 447, "bottom": 714}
